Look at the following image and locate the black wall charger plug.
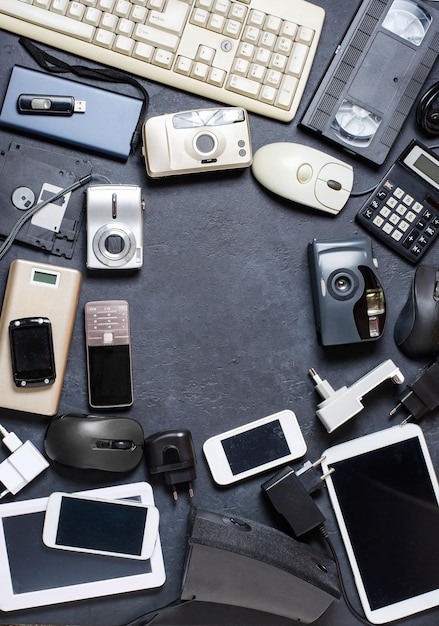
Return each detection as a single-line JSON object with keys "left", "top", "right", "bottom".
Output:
{"left": 261, "top": 457, "right": 333, "bottom": 538}
{"left": 144, "top": 429, "right": 196, "bottom": 501}
{"left": 390, "top": 360, "right": 439, "bottom": 425}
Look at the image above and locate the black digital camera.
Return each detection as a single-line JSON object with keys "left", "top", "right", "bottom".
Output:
{"left": 308, "top": 236, "right": 386, "bottom": 346}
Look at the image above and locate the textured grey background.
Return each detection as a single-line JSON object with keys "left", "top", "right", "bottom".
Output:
{"left": 1, "top": 0, "right": 439, "bottom": 624}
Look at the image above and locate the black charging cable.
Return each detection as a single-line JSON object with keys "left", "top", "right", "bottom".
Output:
{"left": 417, "top": 81, "right": 439, "bottom": 136}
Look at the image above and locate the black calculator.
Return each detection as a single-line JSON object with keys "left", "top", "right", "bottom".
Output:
{"left": 356, "top": 140, "right": 439, "bottom": 263}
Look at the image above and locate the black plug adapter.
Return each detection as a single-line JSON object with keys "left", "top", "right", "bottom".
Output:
{"left": 144, "top": 429, "right": 196, "bottom": 501}
{"left": 261, "top": 457, "right": 333, "bottom": 537}
{"left": 390, "top": 360, "right": 439, "bottom": 424}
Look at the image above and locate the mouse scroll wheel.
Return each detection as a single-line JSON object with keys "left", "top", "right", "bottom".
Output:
{"left": 327, "top": 179, "right": 342, "bottom": 191}
{"left": 95, "top": 439, "right": 134, "bottom": 450}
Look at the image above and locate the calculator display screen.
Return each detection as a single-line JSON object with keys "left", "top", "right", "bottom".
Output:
{"left": 413, "top": 153, "right": 439, "bottom": 185}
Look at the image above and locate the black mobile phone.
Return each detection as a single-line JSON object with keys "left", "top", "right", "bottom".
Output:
{"left": 85, "top": 300, "right": 133, "bottom": 409}
{"left": 9, "top": 317, "right": 56, "bottom": 387}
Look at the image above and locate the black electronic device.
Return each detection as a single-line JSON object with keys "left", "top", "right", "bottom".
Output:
{"left": 300, "top": 0, "right": 439, "bottom": 165}
{"left": 394, "top": 264, "right": 439, "bottom": 357}
{"left": 9, "top": 316, "right": 56, "bottom": 388}
{"left": 308, "top": 236, "right": 386, "bottom": 346}
{"left": 356, "top": 140, "right": 439, "bottom": 263}
{"left": 0, "top": 142, "right": 92, "bottom": 258}
{"left": 180, "top": 508, "right": 340, "bottom": 624}
{"left": 85, "top": 300, "right": 133, "bottom": 409}
{"left": 44, "top": 414, "right": 144, "bottom": 472}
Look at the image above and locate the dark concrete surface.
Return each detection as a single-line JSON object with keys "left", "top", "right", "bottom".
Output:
{"left": 0, "top": 1, "right": 439, "bottom": 624}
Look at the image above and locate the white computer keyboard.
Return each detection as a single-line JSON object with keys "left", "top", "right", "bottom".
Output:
{"left": 0, "top": 0, "right": 325, "bottom": 122}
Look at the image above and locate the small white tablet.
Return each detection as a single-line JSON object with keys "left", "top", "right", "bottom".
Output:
{"left": 0, "top": 482, "right": 165, "bottom": 612}
{"left": 43, "top": 492, "right": 160, "bottom": 560}
{"left": 321, "top": 424, "right": 439, "bottom": 624}
{"left": 203, "top": 410, "right": 307, "bottom": 485}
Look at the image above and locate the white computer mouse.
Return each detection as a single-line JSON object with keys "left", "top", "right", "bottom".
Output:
{"left": 251, "top": 142, "right": 354, "bottom": 215}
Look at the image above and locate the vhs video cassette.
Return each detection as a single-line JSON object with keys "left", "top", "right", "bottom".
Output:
{"left": 300, "top": 0, "right": 439, "bottom": 165}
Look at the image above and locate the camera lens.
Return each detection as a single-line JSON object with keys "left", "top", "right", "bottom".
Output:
{"left": 105, "top": 234, "right": 125, "bottom": 254}
{"left": 194, "top": 131, "right": 217, "bottom": 155}
{"left": 327, "top": 268, "right": 359, "bottom": 300}
{"left": 335, "top": 276, "right": 351, "bottom": 292}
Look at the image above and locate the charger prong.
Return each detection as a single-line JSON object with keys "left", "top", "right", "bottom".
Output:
{"left": 389, "top": 403, "right": 401, "bottom": 416}
{"left": 321, "top": 468, "right": 335, "bottom": 481}
{"left": 312, "top": 455, "right": 326, "bottom": 468}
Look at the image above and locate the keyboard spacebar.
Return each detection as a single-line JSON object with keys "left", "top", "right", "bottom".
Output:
{"left": 2, "top": 0, "right": 95, "bottom": 41}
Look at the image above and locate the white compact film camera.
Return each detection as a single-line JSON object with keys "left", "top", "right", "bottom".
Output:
{"left": 86, "top": 185, "right": 144, "bottom": 270}
{"left": 142, "top": 107, "right": 253, "bottom": 177}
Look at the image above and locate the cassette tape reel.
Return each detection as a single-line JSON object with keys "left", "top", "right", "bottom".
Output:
{"left": 301, "top": 0, "right": 439, "bottom": 165}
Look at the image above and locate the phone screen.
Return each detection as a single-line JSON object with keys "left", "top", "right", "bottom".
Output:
{"left": 55, "top": 497, "right": 148, "bottom": 557}
{"left": 88, "top": 344, "right": 132, "bottom": 407}
{"left": 329, "top": 437, "right": 439, "bottom": 610}
{"left": 221, "top": 419, "right": 291, "bottom": 475}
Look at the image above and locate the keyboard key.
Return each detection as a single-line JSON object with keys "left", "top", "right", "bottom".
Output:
{"left": 227, "top": 73, "right": 260, "bottom": 98}
{"left": 134, "top": 23, "right": 179, "bottom": 51}
{"left": 148, "top": 0, "right": 189, "bottom": 35}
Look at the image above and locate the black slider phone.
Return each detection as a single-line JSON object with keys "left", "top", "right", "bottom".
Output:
{"left": 9, "top": 317, "right": 56, "bottom": 387}
{"left": 85, "top": 300, "right": 133, "bottom": 409}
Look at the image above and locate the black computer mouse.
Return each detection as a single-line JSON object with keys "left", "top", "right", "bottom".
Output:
{"left": 44, "top": 413, "right": 144, "bottom": 472}
{"left": 394, "top": 265, "right": 439, "bottom": 359}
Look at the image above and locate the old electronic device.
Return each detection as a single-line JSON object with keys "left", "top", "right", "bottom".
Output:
{"left": 0, "top": 259, "right": 81, "bottom": 415}
{"left": 17, "top": 93, "right": 86, "bottom": 116}
{"left": 203, "top": 410, "right": 306, "bottom": 486}
{"left": 300, "top": 0, "right": 439, "bottom": 165}
{"left": 85, "top": 300, "right": 133, "bottom": 409}
{"left": 308, "top": 236, "right": 386, "bottom": 346}
{"left": 86, "top": 184, "right": 144, "bottom": 270}
{"left": 44, "top": 414, "right": 144, "bottom": 472}
{"left": 394, "top": 264, "right": 439, "bottom": 357}
{"left": 43, "top": 491, "right": 159, "bottom": 560}
{"left": 181, "top": 507, "right": 340, "bottom": 623}
{"left": 321, "top": 424, "right": 439, "bottom": 624}
{"left": 251, "top": 142, "right": 353, "bottom": 215}
{"left": 0, "top": 482, "right": 165, "bottom": 611}
{"left": 0, "top": 65, "right": 143, "bottom": 159}
{"left": 356, "top": 140, "right": 439, "bottom": 263}
{"left": 9, "top": 317, "right": 55, "bottom": 388}
{"left": 0, "top": 141, "right": 92, "bottom": 258}
{"left": 143, "top": 107, "right": 252, "bottom": 178}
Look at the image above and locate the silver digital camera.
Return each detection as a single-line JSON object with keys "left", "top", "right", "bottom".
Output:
{"left": 142, "top": 107, "right": 252, "bottom": 177}
{"left": 86, "top": 185, "right": 144, "bottom": 270}
{"left": 308, "top": 236, "right": 386, "bottom": 346}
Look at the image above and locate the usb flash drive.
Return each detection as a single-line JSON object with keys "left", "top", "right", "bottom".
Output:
{"left": 17, "top": 94, "right": 86, "bottom": 116}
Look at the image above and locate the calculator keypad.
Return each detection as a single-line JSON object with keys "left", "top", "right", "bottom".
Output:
{"left": 357, "top": 178, "right": 439, "bottom": 263}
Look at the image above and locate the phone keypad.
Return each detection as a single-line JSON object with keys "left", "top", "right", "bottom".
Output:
{"left": 85, "top": 300, "right": 130, "bottom": 346}
{"left": 357, "top": 178, "right": 439, "bottom": 263}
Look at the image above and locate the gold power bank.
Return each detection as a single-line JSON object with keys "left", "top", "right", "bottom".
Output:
{"left": 0, "top": 259, "right": 82, "bottom": 416}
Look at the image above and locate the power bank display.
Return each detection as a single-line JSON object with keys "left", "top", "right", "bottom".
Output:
{"left": 0, "top": 65, "right": 143, "bottom": 160}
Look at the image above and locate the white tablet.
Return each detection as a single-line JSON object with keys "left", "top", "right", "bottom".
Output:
{"left": 321, "top": 424, "right": 439, "bottom": 624}
{"left": 0, "top": 482, "right": 166, "bottom": 611}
